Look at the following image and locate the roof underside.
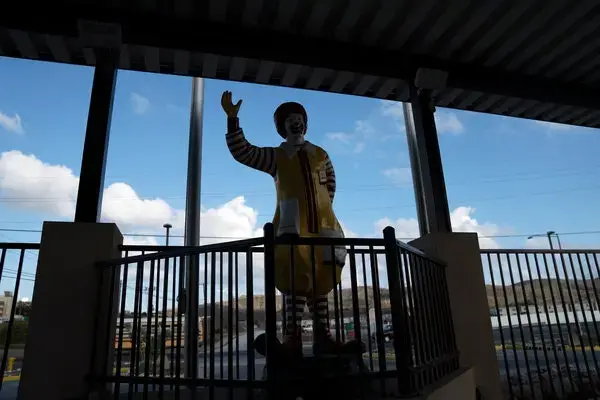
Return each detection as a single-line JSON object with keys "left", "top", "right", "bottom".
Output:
{"left": 2, "top": 0, "right": 600, "bottom": 128}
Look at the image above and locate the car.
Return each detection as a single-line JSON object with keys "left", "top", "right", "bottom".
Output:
{"left": 371, "top": 324, "right": 394, "bottom": 344}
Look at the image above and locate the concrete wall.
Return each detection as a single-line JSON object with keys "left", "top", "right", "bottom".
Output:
{"left": 410, "top": 232, "right": 502, "bottom": 400}
{"left": 424, "top": 368, "right": 476, "bottom": 400}
{"left": 18, "top": 222, "right": 122, "bottom": 400}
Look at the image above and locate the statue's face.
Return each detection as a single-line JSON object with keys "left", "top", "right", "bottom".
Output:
{"left": 284, "top": 113, "right": 306, "bottom": 145}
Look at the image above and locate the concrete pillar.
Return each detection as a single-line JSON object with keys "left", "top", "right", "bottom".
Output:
{"left": 410, "top": 232, "right": 502, "bottom": 400}
{"left": 18, "top": 222, "right": 123, "bottom": 400}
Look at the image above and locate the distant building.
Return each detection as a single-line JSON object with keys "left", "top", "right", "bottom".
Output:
{"left": 0, "top": 291, "right": 13, "bottom": 319}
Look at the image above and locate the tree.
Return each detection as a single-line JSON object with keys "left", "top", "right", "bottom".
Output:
{"left": 0, "top": 320, "right": 28, "bottom": 345}
{"left": 15, "top": 301, "right": 32, "bottom": 317}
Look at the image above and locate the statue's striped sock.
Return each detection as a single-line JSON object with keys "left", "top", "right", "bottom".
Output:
{"left": 308, "top": 295, "right": 330, "bottom": 334}
{"left": 284, "top": 294, "right": 306, "bottom": 337}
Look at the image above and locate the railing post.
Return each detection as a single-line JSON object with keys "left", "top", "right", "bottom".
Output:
{"left": 263, "top": 223, "right": 278, "bottom": 398}
{"left": 383, "top": 226, "right": 413, "bottom": 394}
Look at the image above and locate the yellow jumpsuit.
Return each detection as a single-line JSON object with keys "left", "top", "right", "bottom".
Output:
{"left": 272, "top": 143, "right": 346, "bottom": 296}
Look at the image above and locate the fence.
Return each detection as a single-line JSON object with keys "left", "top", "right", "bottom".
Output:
{"left": 0, "top": 243, "right": 39, "bottom": 396}
{"left": 481, "top": 249, "right": 600, "bottom": 399}
{"left": 92, "top": 224, "right": 458, "bottom": 399}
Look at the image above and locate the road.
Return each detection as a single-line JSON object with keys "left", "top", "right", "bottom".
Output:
{"left": 2, "top": 339, "right": 599, "bottom": 400}
{"left": 498, "top": 349, "right": 600, "bottom": 377}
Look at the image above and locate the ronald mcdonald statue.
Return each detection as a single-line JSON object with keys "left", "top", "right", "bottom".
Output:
{"left": 222, "top": 91, "right": 358, "bottom": 357}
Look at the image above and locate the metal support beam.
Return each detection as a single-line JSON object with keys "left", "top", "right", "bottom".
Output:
{"left": 183, "top": 77, "right": 204, "bottom": 380}
{"left": 404, "top": 85, "right": 452, "bottom": 235}
{"left": 4, "top": 9, "right": 600, "bottom": 111}
{"left": 404, "top": 101, "right": 428, "bottom": 237}
{"left": 74, "top": 49, "right": 117, "bottom": 223}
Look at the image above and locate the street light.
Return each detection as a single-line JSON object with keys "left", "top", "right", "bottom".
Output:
{"left": 527, "top": 231, "right": 562, "bottom": 250}
{"left": 547, "top": 230, "right": 562, "bottom": 250}
{"left": 163, "top": 223, "right": 172, "bottom": 246}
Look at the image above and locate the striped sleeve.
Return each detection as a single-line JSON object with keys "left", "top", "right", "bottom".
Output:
{"left": 324, "top": 152, "right": 336, "bottom": 203}
{"left": 225, "top": 118, "right": 276, "bottom": 177}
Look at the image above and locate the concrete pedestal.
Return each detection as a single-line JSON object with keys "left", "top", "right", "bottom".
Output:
{"left": 18, "top": 222, "right": 122, "bottom": 400}
{"left": 410, "top": 232, "right": 502, "bottom": 400}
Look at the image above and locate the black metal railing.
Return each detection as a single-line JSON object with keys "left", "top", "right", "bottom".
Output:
{"left": 92, "top": 224, "right": 458, "bottom": 399}
{"left": 482, "top": 249, "right": 600, "bottom": 399}
{"left": 0, "top": 243, "right": 39, "bottom": 395}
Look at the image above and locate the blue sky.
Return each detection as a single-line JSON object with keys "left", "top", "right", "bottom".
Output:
{"left": 1, "top": 57, "right": 600, "bottom": 300}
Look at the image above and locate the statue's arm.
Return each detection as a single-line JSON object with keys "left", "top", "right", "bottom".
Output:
{"left": 225, "top": 117, "right": 277, "bottom": 177}
{"left": 323, "top": 151, "right": 336, "bottom": 203}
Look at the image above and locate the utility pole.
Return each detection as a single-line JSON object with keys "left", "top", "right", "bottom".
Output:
{"left": 183, "top": 77, "right": 204, "bottom": 380}
{"left": 163, "top": 223, "right": 172, "bottom": 246}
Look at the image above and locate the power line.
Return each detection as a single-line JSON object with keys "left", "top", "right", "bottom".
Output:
{"left": 0, "top": 183, "right": 599, "bottom": 220}
{"left": 0, "top": 228, "right": 233, "bottom": 240}
{"left": 2, "top": 164, "right": 600, "bottom": 203}
{"left": 1, "top": 227, "right": 600, "bottom": 240}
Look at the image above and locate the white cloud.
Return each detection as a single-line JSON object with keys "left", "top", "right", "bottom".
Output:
{"left": 0, "top": 150, "right": 262, "bottom": 240}
{"left": 326, "top": 132, "right": 352, "bottom": 143}
{"left": 347, "top": 206, "right": 503, "bottom": 289}
{"left": 325, "top": 131, "right": 366, "bottom": 154}
{"left": 382, "top": 167, "right": 411, "bottom": 186}
{"left": 324, "top": 102, "right": 405, "bottom": 155}
{"left": 0, "top": 111, "right": 24, "bottom": 134}
{"left": 435, "top": 111, "right": 464, "bottom": 135}
{"left": 374, "top": 216, "right": 419, "bottom": 241}
{"left": 0, "top": 150, "right": 268, "bottom": 299}
{"left": 339, "top": 221, "right": 358, "bottom": 239}
{"left": 131, "top": 93, "right": 150, "bottom": 115}
{"left": 449, "top": 207, "right": 500, "bottom": 248}
{"left": 380, "top": 101, "right": 404, "bottom": 120}
{"left": 353, "top": 142, "right": 365, "bottom": 153}
{"left": 378, "top": 101, "right": 405, "bottom": 133}
{"left": 0, "top": 150, "right": 79, "bottom": 216}
{"left": 374, "top": 206, "right": 501, "bottom": 249}
{"left": 20, "top": 297, "right": 30, "bottom": 302}
{"left": 534, "top": 120, "right": 573, "bottom": 131}
{"left": 0, "top": 150, "right": 508, "bottom": 298}
{"left": 354, "top": 120, "right": 375, "bottom": 136}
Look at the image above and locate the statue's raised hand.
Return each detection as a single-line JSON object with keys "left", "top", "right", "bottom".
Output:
{"left": 221, "top": 91, "right": 242, "bottom": 118}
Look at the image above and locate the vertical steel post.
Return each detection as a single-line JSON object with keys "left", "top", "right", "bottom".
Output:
{"left": 263, "top": 223, "right": 278, "bottom": 399}
{"left": 555, "top": 234, "right": 563, "bottom": 249}
{"left": 164, "top": 223, "right": 172, "bottom": 246}
{"left": 404, "top": 84, "right": 452, "bottom": 235}
{"left": 183, "top": 77, "right": 204, "bottom": 381}
{"left": 403, "top": 102, "right": 428, "bottom": 237}
{"left": 546, "top": 232, "right": 555, "bottom": 250}
{"left": 74, "top": 49, "right": 118, "bottom": 223}
{"left": 383, "top": 226, "right": 413, "bottom": 394}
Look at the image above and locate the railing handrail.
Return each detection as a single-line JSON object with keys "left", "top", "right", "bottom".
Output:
{"left": 97, "top": 237, "right": 265, "bottom": 267}
{"left": 274, "top": 235, "right": 384, "bottom": 247}
{"left": 106, "top": 236, "right": 388, "bottom": 268}
{"left": 481, "top": 248, "right": 600, "bottom": 254}
{"left": 395, "top": 239, "right": 448, "bottom": 266}
{"left": 116, "top": 235, "right": 440, "bottom": 266}
{"left": 120, "top": 244, "right": 389, "bottom": 256}
{"left": 0, "top": 242, "right": 40, "bottom": 250}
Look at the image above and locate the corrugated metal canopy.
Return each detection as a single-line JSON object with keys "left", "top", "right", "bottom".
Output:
{"left": 2, "top": 0, "right": 600, "bottom": 128}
